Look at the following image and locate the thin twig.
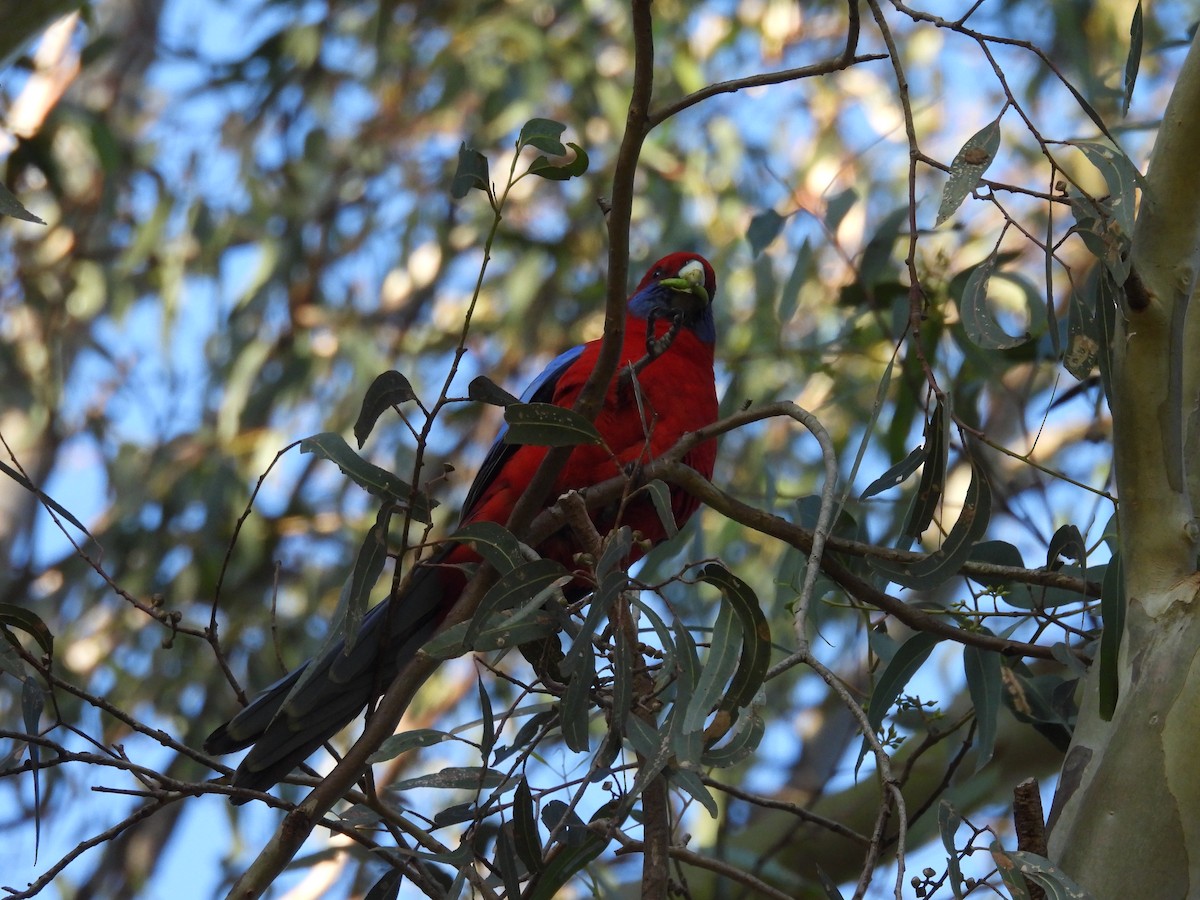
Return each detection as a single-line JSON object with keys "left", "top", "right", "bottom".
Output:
{"left": 601, "top": 825, "right": 797, "bottom": 900}
{"left": 701, "top": 775, "right": 871, "bottom": 846}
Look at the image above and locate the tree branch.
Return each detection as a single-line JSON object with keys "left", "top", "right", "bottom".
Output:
{"left": 500, "top": 0, "right": 656, "bottom": 540}
{"left": 648, "top": 0, "right": 880, "bottom": 127}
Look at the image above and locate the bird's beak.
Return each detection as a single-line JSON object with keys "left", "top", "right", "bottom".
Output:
{"left": 658, "top": 259, "right": 710, "bottom": 305}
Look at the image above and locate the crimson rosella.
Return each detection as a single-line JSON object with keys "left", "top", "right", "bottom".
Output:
{"left": 205, "top": 252, "right": 719, "bottom": 795}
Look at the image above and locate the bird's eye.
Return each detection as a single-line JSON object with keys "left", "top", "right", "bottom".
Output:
{"left": 652, "top": 267, "right": 664, "bottom": 278}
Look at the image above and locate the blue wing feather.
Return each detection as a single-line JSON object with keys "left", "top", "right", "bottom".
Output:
{"left": 460, "top": 345, "right": 587, "bottom": 521}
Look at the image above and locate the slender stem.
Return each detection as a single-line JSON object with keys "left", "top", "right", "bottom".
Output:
{"left": 648, "top": 0, "right": 875, "bottom": 127}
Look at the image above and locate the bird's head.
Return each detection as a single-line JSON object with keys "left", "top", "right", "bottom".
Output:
{"left": 627, "top": 252, "right": 717, "bottom": 344}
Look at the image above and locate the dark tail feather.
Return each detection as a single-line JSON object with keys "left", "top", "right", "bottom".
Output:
{"left": 204, "top": 547, "right": 460, "bottom": 797}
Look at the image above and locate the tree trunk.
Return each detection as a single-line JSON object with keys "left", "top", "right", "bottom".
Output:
{"left": 1047, "top": 30, "right": 1200, "bottom": 899}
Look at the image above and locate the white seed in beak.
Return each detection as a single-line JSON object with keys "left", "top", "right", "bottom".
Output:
{"left": 678, "top": 259, "right": 705, "bottom": 286}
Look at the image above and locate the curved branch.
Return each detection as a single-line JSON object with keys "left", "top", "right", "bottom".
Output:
{"left": 601, "top": 826, "right": 796, "bottom": 900}
{"left": 647, "top": 403, "right": 1100, "bottom": 597}
{"left": 502, "top": 1, "right": 657, "bottom": 542}
{"left": 663, "top": 459, "right": 1068, "bottom": 662}
{"left": 648, "top": 1, "right": 881, "bottom": 128}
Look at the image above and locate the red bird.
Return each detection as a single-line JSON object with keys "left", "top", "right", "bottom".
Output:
{"left": 205, "top": 252, "right": 719, "bottom": 794}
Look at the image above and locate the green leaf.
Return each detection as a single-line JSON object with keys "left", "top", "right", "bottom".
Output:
{"left": 697, "top": 564, "right": 772, "bottom": 728}
{"left": 512, "top": 778, "right": 544, "bottom": 873}
{"left": 630, "top": 596, "right": 677, "bottom": 695}
{"left": 21, "top": 674, "right": 44, "bottom": 736}
{"left": 904, "top": 399, "right": 946, "bottom": 539}
{"left": 1066, "top": 140, "right": 1143, "bottom": 283}
{"left": 451, "top": 143, "right": 490, "bottom": 199}
{"left": 281, "top": 516, "right": 388, "bottom": 701}
{"left": 596, "top": 526, "right": 633, "bottom": 577}
{"left": 859, "top": 206, "right": 908, "bottom": 287}
{"left": 445, "top": 870, "right": 467, "bottom": 900}
{"left": 340, "top": 803, "right": 383, "bottom": 828}
{"left": 473, "top": 609, "right": 562, "bottom": 652}
{"left": 0, "top": 605, "right": 54, "bottom": 658}
{"left": 1123, "top": 2, "right": 1143, "bottom": 116}
{"left": 991, "top": 844, "right": 1092, "bottom": 900}
{"left": 517, "top": 118, "right": 567, "bottom": 154}
{"left": 699, "top": 706, "right": 765, "bottom": 767}
{"left": 300, "top": 432, "right": 434, "bottom": 522}
{"left": 341, "top": 514, "right": 390, "bottom": 653}
{"left": 367, "top": 729, "right": 452, "bottom": 764}
{"left": 0, "top": 459, "right": 91, "bottom": 540}
{"left": 494, "top": 708, "right": 558, "bottom": 762}
{"left": 526, "top": 825, "right": 607, "bottom": 900}
{"left": 824, "top": 187, "right": 858, "bottom": 232}
{"left": 540, "top": 799, "right": 586, "bottom": 843}
{"left": 424, "top": 590, "right": 562, "bottom": 658}
{"left": 747, "top": 209, "right": 785, "bottom": 257}
{"left": 1099, "top": 552, "right": 1124, "bottom": 720}
{"left": 529, "top": 143, "right": 589, "bottom": 181}
{"left": 496, "top": 822, "right": 524, "bottom": 898}
{"left": 502, "top": 402, "right": 603, "bottom": 447}
{"left": 363, "top": 869, "right": 403, "bottom": 900}
{"left": 1024, "top": 565, "right": 1093, "bottom": 609}
{"left": 1073, "top": 140, "right": 1144, "bottom": 233}
{"left": 0, "top": 181, "right": 45, "bottom": 224}
{"left": 0, "top": 634, "right": 27, "bottom": 681}
{"left": 472, "top": 607, "right": 561, "bottom": 657}
{"left": 560, "top": 638, "right": 594, "bottom": 752}
{"left": 624, "top": 715, "right": 676, "bottom": 809}
{"left": 670, "top": 619, "right": 701, "bottom": 749}
{"left": 22, "top": 675, "right": 44, "bottom": 858}
{"left": 966, "top": 539, "right": 1023, "bottom": 573}
{"left": 958, "top": 255, "right": 1045, "bottom": 350}
{"left": 939, "top": 800, "right": 966, "bottom": 899}
{"left": 866, "top": 631, "right": 940, "bottom": 736}
{"left": 1068, "top": 197, "right": 1130, "bottom": 284}
{"left": 778, "top": 238, "right": 813, "bottom": 324}
{"left": 939, "top": 799, "right": 962, "bottom": 857}
{"left": 683, "top": 601, "right": 740, "bottom": 734}
{"left": 1064, "top": 284, "right": 1100, "bottom": 379}
{"left": 562, "top": 568, "right": 623, "bottom": 676}
{"left": 963, "top": 644, "right": 1002, "bottom": 771}
{"left": 477, "top": 672, "right": 495, "bottom": 761}
{"left": 861, "top": 445, "right": 927, "bottom": 500}
{"left": 668, "top": 764, "right": 719, "bottom": 816}
{"left": 452, "top": 521, "right": 527, "bottom": 574}
{"left": 966, "top": 540, "right": 1033, "bottom": 607}
{"left": 643, "top": 479, "right": 677, "bottom": 538}
{"left": 390, "top": 766, "right": 511, "bottom": 792}
{"left": 1095, "top": 268, "right": 1119, "bottom": 407}
{"left": 354, "top": 370, "right": 417, "bottom": 448}
{"left": 469, "top": 374, "right": 520, "bottom": 407}
{"left": 418, "top": 621, "right": 471, "bottom": 659}
{"left": 1001, "top": 670, "right": 1076, "bottom": 751}
{"left": 1047, "top": 524, "right": 1086, "bottom": 568}
{"left": 465, "top": 558, "right": 568, "bottom": 645}
{"left": 609, "top": 612, "right": 635, "bottom": 740}
{"left": 936, "top": 117, "right": 1002, "bottom": 226}
{"left": 873, "top": 458, "right": 993, "bottom": 591}
{"left": 815, "top": 864, "right": 847, "bottom": 900}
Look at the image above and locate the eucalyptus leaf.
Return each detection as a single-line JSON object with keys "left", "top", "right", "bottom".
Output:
{"left": 354, "top": 370, "right": 416, "bottom": 448}
{"left": 299, "top": 432, "right": 434, "bottom": 522}
{"left": 503, "top": 402, "right": 603, "bottom": 447}
{"left": 937, "top": 116, "right": 1002, "bottom": 226}
{"left": 747, "top": 209, "right": 785, "bottom": 257}
{"left": 451, "top": 143, "right": 490, "bottom": 198}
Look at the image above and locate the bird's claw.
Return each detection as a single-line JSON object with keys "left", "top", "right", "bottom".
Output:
{"left": 644, "top": 307, "right": 685, "bottom": 359}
